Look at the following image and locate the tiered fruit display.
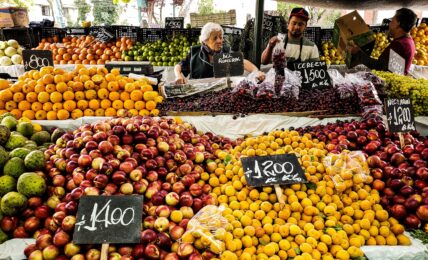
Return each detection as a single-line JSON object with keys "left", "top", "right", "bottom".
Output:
{"left": 207, "top": 130, "right": 410, "bottom": 259}
{"left": 35, "top": 36, "right": 134, "bottom": 65}
{"left": 371, "top": 32, "right": 390, "bottom": 59}
{"left": 372, "top": 70, "right": 428, "bottom": 116}
{"left": 23, "top": 116, "right": 237, "bottom": 259}
{"left": 410, "top": 23, "right": 428, "bottom": 66}
{"left": 0, "top": 40, "right": 24, "bottom": 66}
{"left": 320, "top": 41, "right": 345, "bottom": 65}
{"left": 124, "top": 35, "right": 196, "bottom": 66}
{"left": 0, "top": 115, "right": 55, "bottom": 243}
{"left": 0, "top": 66, "right": 163, "bottom": 120}
{"left": 298, "top": 118, "right": 428, "bottom": 233}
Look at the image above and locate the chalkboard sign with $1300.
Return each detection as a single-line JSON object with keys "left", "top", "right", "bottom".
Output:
{"left": 241, "top": 154, "right": 307, "bottom": 187}
{"left": 23, "top": 50, "right": 53, "bottom": 71}
{"left": 385, "top": 98, "right": 415, "bottom": 133}
{"left": 73, "top": 196, "right": 143, "bottom": 244}
{"left": 294, "top": 61, "right": 331, "bottom": 89}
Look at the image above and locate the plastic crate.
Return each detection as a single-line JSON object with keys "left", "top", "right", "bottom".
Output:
{"left": 114, "top": 26, "right": 139, "bottom": 42}
{"left": 65, "top": 27, "right": 90, "bottom": 36}
{"left": 303, "top": 26, "right": 321, "bottom": 46}
{"left": 320, "top": 28, "right": 334, "bottom": 44}
{"left": 141, "top": 28, "right": 164, "bottom": 42}
{"left": 1, "top": 27, "right": 36, "bottom": 48}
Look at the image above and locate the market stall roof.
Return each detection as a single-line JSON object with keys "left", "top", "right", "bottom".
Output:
{"left": 275, "top": 0, "right": 428, "bottom": 10}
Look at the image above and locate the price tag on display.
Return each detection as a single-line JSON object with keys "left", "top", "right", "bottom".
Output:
{"left": 91, "top": 27, "right": 115, "bottom": 43}
{"left": 165, "top": 17, "right": 184, "bottom": 29}
{"left": 241, "top": 154, "right": 307, "bottom": 187}
{"left": 213, "top": 52, "right": 244, "bottom": 78}
{"left": 73, "top": 196, "right": 143, "bottom": 244}
{"left": 388, "top": 49, "right": 405, "bottom": 75}
{"left": 385, "top": 98, "right": 415, "bottom": 133}
{"left": 22, "top": 50, "right": 54, "bottom": 71}
{"left": 294, "top": 61, "right": 331, "bottom": 89}
{"left": 263, "top": 15, "right": 274, "bottom": 32}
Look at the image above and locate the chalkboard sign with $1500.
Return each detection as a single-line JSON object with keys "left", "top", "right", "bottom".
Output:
{"left": 23, "top": 50, "right": 53, "bottom": 71}
{"left": 165, "top": 17, "right": 184, "bottom": 29}
{"left": 294, "top": 61, "right": 331, "bottom": 89}
{"left": 385, "top": 98, "right": 415, "bottom": 133}
{"left": 73, "top": 196, "right": 143, "bottom": 244}
{"left": 241, "top": 154, "right": 307, "bottom": 187}
{"left": 213, "top": 52, "right": 244, "bottom": 78}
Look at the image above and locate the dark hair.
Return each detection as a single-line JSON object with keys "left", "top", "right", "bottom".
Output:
{"left": 395, "top": 8, "right": 417, "bottom": 32}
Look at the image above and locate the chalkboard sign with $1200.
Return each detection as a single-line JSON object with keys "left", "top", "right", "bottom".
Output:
{"left": 213, "top": 52, "right": 244, "bottom": 78}
{"left": 241, "top": 154, "right": 307, "bottom": 187}
{"left": 294, "top": 61, "right": 331, "bottom": 89}
{"left": 73, "top": 196, "right": 143, "bottom": 244}
{"left": 385, "top": 98, "right": 415, "bottom": 133}
{"left": 23, "top": 50, "right": 53, "bottom": 71}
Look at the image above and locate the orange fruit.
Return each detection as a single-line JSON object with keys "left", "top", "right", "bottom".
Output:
{"left": 92, "top": 74, "right": 104, "bottom": 84}
{"left": 5, "top": 101, "right": 17, "bottom": 111}
{"left": 118, "top": 79, "right": 127, "bottom": 89}
{"left": 64, "top": 100, "right": 77, "bottom": 112}
{"left": 95, "top": 108, "right": 105, "bottom": 117}
{"left": 0, "top": 100, "right": 4, "bottom": 109}
{"left": 77, "top": 100, "right": 89, "bottom": 110}
{"left": 43, "top": 102, "right": 53, "bottom": 112}
{"left": 78, "top": 68, "right": 89, "bottom": 76}
{"left": 63, "top": 90, "right": 75, "bottom": 101}
{"left": 85, "top": 89, "right": 97, "bottom": 100}
{"left": 120, "top": 92, "right": 130, "bottom": 101}
{"left": 75, "top": 91, "right": 85, "bottom": 100}
{"left": 139, "top": 109, "right": 150, "bottom": 116}
{"left": 22, "top": 83, "right": 35, "bottom": 94}
{"left": 97, "top": 88, "right": 109, "bottom": 99}
{"left": 150, "top": 109, "right": 160, "bottom": 116}
{"left": 0, "top": 89, "right": 13, "bottom": 102}
{"left": 128, "top": 109, "right": 138, "bottom": 116}
{"left": 89, "top": 100, "right": 100, "bottom": 110}
{"left": 31, "top": 102, "right": 43, "bottom": 111}
{"left": 130, "top": 90, "right": 143, "bottom": 101}
{"left": 107, "top": 81, "right": 119, "bottom": 91}
{"left": 34, "top": 84, "right": 45, "bottom": 93}
{"left": 71, "top": 109, "right": 83, "bottom": 119}
{"left": 32, "top": 71, "right": 41, "bottom": 80}
{"left": 111, "top": 68, "right": 121, "bottom": 76}
{"left": 53, "top": 68, "right": 65, "bottom": 75}
{"left": 52, "top": 103, "right": 63, "bottom": 111}
{"left": 13, "top": 92, "right": 25, "bottom": 102}
{"left": 35, "top": 110, "right": 47, "bottom": 120}
{"left": 105, "top": 107, "right": 116, "bottom": 116}
{"left": 112, "top": 100, "right": 123, "bottom": 110}
{"left": 10, "top": 109, "right": 22, "bottom": 119}
{"left": 56, "top": 82, "right": 68, "bottom": 93}
{"left": 45, "top": 84, "right": 57, "bottom": 93}
{"left": 109, "top": 92, "right": 120, "bottom": 101}
{"left": 84, "top": 80, "right": 95, "bottom": 90}
{"left": 105, "top": 73, "right": 116, "bottom": 82}
{"left": 134, "top": 101, "right": 145, "bottom": 110}
{"left": 57, "top": 109, "right": 70, "bottom": 120}
{"left": 22, "top": 110, "right": 35, "bottom": 120}
{"left": 18, "top": 101, "right": 31, "bottom": 111}
{"left": 54, "top": 74, "right": 65, "bottom": 84}
{"left": 73, "top": 82, "right": 84, "bottom": 91}
{"left": 123, "top": 100, "right": 134, "bottom": 110}
{"left": 100, "top": 99, "right": 111, "bottom": 109}
{"left": 38, "top": 92, "right": 50, "bottom": 103}
{"left": 83, "top": 108, "right": 94, "bottom": 116}
{"left": 88, "top": 67, "right": 97, "bottom": 76}
{"left": 50, "top": 92, "right": 63, "bottom": 103}
{"left": 47, "top": 111, "right": 57, "bottom": 120}
{"left": 10, "top": 83, "right": 22, "bottom": 93}
{"left": 0, "top": 79, "right": 11, "bottom": 90}
{"left": 42, "top": 74, "right": 54, "bottom": 84}
{"left": 146, "top": 100, "right": 156, "bottom": 110}
{"left": 125, "top": 83, "right": 135, "bottom": 93}
{"left": 79, "top": 75, "right": 90, "bottom": 83}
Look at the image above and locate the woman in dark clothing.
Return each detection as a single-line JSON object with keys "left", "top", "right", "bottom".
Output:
{"left": 174, "top": 22, "right": 265, "bottom": 83}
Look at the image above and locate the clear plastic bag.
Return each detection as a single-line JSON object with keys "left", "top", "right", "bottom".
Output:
{"left": 181, "top": 205, "right": 228, "bottom": 254}
{"left": 361, "top": 105, "right": 384, "bottom": 122}
{"left": 323, "top": 151, "right": 370, "bottom": 193}
{"left": 346, "top": 73, "right": 382, "bottom": 106}
{"left": 328, "top": 69, "right": 355, "bottom": 99}
{"left": 280, "top": 68, "right": 301, "bottom": 100}
{"left": 232, "top": 72, "right": 259, "bottom": 97}
{"left": 255, "top": 69, "right": 277, "bottom": 99}
{"left": 272, "top": 33, "right": 287, "bottom": 73}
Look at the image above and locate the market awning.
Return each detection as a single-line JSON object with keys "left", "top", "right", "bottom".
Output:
{"left": 274, "top": 0, "right": 428, "bottom": 10}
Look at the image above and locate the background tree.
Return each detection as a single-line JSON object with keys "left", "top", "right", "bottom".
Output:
{"left": 276, "top": 3, "right": 340, "bottom": 27}
{"left": 198, "top": 0, "right": 215, "bottom": 15}
{"left": 1, "top": 0, "right": 34, "bottom": 8}
{"left": 74, "top": 0, "right": 91, "bottom": 25}
{"left": 91, "top": 0, "right": 121, "bottom": 25}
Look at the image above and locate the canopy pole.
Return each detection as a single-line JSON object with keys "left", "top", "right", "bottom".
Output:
{"left": 254, "top": 0, "right": 264, "bottom": 68}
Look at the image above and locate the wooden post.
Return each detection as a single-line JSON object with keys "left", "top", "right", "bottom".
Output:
{"left": 100, "top": 243, "right": 109, "bottom": 260}
{"left": 398, "top": 133, "right": 405, "bottom": 148}
{"left": 274, "top": 184, "right": 285, "bottom": 207}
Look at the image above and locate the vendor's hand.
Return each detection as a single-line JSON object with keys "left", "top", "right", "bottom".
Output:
{"left": 175, "top": 76, "right": 187, "bottom": 84}
{"left": 255, "top": 71, "right": 266, "bottom": 82}
{"left": 268, "top": 36, "right": 279, "bottom": 49}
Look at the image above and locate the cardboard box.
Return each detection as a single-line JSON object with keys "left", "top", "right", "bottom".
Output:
{"left": 333, "top": 10, "right": 375, "bottom": 56}
{"left": 0, "top": 7, "right": 29, "bottom": 28}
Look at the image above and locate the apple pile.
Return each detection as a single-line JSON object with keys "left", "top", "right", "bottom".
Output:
{"left": 297, "top": 118, "right": 428, "bottom": 231}
{"left": 23, "top": 116, "right": 237, "bottom": 259}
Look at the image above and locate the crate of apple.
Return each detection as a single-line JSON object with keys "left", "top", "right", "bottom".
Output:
{"left": 23, "top": 116, "right": 236, "bottom": 259}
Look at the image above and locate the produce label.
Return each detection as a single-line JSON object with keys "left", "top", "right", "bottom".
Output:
{"left": 213, "top": 52, "right": 244, "bottom": 78}
{"left": 241, "top": 154, "right": 307, "bottom": 187}
{"left": 73, "top": 196, "right": 143, "bottom": 244}
{"left": 165, "top": 17, "right": 184, "bottom": 29}
{"left": 385, "top": 98, "right": 415, "bottom": 133}
{"left": 388, "top": 49, "right": 405, "bottom": 75}
{"left": 22, "top": 50, "right": 54, "bottom": 71}
{"left": 263, "top": 15, "right": 274, "bottom": 32}
{"left": 91, "top": 27, "right": 115, "bottom": 43}
{"left": 294, "top": 61, "right": 331, "bottom": 89}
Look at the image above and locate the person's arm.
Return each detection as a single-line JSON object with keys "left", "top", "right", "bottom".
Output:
{"left": 244, "top": 59, "right": 265, "bottom": 81}
{"left": 261, "top": 36, "right": 279, "bottom": 65}
{"left": 174, "top": 51, "right": 191, "bottom": 84}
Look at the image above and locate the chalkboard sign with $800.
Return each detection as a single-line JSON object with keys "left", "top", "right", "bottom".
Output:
{"left": 22, "top": 50, "right": 53, "bottom": 71}
{"left": 73, "top": 196, "right": 143, "bottom": 244}
{"left": 385, "top": 98, "right": 415, "bottom": 133}
{"left": 241, "top": 154, "right": 307, "bottom": 187}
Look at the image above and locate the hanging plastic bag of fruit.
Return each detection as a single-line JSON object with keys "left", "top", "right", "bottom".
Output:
{"left": 180, "top": 205, "right": 229, "bottom": 254}
{"left": 361, "top": 105, "right": 384, "bottom": 122}
{"left": 272, "top": 33, "right": 287, "bottom": 74}
{"left": 232, "top": 72, "right": 259, "bottom": 97}
{"left": 345, "top": 73, "right": 382, "bottom": 106}
{"left": 323, "top": 151, "right": 371, "bottom": 193}
{"left": 328, "top": 69, "right": 356, "bottom": 99}
{"left": 279, "top": 68, "right": 301, "bottom": 100}
{"left": 255, "top": 69, "right": 277, "bottom": 99}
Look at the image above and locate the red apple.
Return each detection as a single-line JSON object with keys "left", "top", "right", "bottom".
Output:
{"left": 42, "top": 245, "right": 59, "bottom": 260}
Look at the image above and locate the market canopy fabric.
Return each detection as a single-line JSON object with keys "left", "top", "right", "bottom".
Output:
{"left": 275, "top": 0, "right": 428, "bottom": 10}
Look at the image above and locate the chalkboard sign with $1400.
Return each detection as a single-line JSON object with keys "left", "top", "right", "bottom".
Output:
{"left": 385, "top": 98, "right": 415, "bottom": 133}
{"left": 23, "top": 50, "right": 53, "bottom": 71}
{"left": 73, "top": 196, "right": 143, "bottom": 244}
{"left": 294, "top": 61, "right": 331, "bottom": 89}
{"left": 241, "top": 154, "right": 307, "bottom": 187}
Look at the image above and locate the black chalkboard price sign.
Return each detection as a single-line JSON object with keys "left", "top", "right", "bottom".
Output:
{"left": 165, "top": 17, "right": 184, "bottom": 29}
{"left": 385, "top": 98, "right": 415, "bottom": 133}
{"left": 263, "top": 15, "right": 274, "bottom": 32}
{"left": 91, "top": 27, "right": 115, "bottom": 43}
{"left": 294, "top": 61, "right": 331, "bottom": 89}
{"left": 22, "top": 50, "right": 53, "bottom": 71}
{"left": 213, "top": 52, "right": 244, "bottom": 78}
{"left": 241, "top": 154, "right": 307, "bottom": 187}
{"left": 73, "top": 196, "right": 143, "bottom": 244}
{"left": 388, "top": 49, "right": 405, "bottom": 75}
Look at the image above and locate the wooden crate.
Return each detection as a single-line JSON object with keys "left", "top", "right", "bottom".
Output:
{"left": 190, "top": 10, "right": 236, "bottom": 28}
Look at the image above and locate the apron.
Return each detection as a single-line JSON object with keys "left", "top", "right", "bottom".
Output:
{"left": 283, "top": 36, "right": 304, "bottom": 70}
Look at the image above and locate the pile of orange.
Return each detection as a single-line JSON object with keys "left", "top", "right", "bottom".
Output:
{"left": 35, "top": 36, "right": 134, "bottom": 65}
{"left": 0, "top": 65, "right": 162, "bottom": 120}
{"left": 411, "top": 22, "right": 428, "bottom": 66}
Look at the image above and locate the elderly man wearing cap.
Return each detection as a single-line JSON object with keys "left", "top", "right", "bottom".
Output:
{"left": 261, "top": 7, "right": 320, "bottom": 68}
